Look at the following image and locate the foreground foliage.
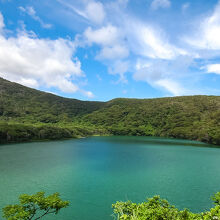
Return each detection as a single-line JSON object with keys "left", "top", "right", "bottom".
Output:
{"left": 3, "top": 191, "right": 220, "bottom": 219}
{"left": 0, "top": 77, "right": 220, "bottom": 145}
{"left": 112, "top": 193, "right": 220, "bottom": 220}
{"left": 2, "top": 192, "right": 69, "bottom": 220}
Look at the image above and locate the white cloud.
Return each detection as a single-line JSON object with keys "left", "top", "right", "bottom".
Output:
{"left": 56, "top": 0, "right": 88, "bottom": 20}
{"left": 80, "top": 4, "right": 188, "bottom": 84}
{"left": 155, "top": 79, "right": 185, "bottom": 96}
{"left": 96, "top": 44, "right": 129, "bottom": 60}
{"left": 81, "top": 90, "right": 94, "bottom": 98}
{"left": 0, "top": 34, "right": 81, "bottom": 93}
{"left": 19, "top": 6, "right": 52, "bottom": 29}
{"left": 134, "top": 65, "right": 186, "bottom": 96}
{"left": 62, "top": 0, "right": 187, "bottom": 61}
{"left": 185, "top": 1, "right": 220, "bottom": 50}
{"left": 85, "top": 1, "right": 105, "bottom": 24}
{"left": 0, "top": 12, "right": 93, "bottom": 97}
{"left": 133, "top": 63, "right": 163, "bottom": 83}
{"left": 57, "top": 0, "right": 105, "bottom": 25}
{"left": 61, "top": 0, "right": 186, "bottom": 62}
{"left": 18, "top": 78, "right": 39, "bottom": 88}
{"left": 84, "top": 24, "right": 119, "bottom": 46}
{"left": 108, "top": 60, "right": 129, "bottom": 82}
{"left": 206, "top": 64, "right": 220, "bottom": 74}
{"left": 133, "top": 56, "right": 193, "bottom": 96}
{"left": 151, "top": 0, "right": 171, "bottom": 10}
{"left": 82, "top": 23, "right": 131, "bottom": 81}
{"left": 84, "top": 19, "right": 185, "bottom": 61}
{"left": 125, "top": 20, "right": 186, "bottom": 60}
{"left": 84, "top": 24, "right": 129, "bottom": 60}
{"left": 138, "top": 26, "right": 177, "bottom": 59}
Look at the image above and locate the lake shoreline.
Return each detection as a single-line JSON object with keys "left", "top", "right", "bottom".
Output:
{"left": 1, "top": 132, "right": 219, "bottom": 148}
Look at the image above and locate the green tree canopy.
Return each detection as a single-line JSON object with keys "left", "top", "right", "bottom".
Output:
{"left": 112, "top": 192, "right": 220, "bottom": 220}
{"left": 2, "top": 192, "right": 69, "bottom": 220}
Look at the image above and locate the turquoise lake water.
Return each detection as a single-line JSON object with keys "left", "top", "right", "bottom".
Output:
{"left": 0, "top": 136, "right": 220, "bottom": 219}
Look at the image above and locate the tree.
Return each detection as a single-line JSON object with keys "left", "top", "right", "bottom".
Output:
{"left": 112, "top": 193, "right": 220, "bottom": 220}
{"left": 2, "top": 192, "right": 69, "bottom": 220}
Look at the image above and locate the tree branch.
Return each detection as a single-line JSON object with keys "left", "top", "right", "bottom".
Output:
{"left": 34, "top": 208, "right": 56, "bottom": 220}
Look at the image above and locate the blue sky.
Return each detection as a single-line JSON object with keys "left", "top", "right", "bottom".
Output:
{"left": 0, "top": 0, "right": 220, "bottom": 101}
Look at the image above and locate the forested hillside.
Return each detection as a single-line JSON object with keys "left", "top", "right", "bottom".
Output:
{"left": 86, "top": 96, "right": 220, "bottom": 145}
{"left": 0, "top": 77, "right": 219, "bottom": 145}
{"left": 0, "top": 77, "right": 105, "bottom": 122}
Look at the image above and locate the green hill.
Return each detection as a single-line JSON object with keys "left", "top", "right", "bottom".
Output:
{"left": 0, "top": 77, "right": 105, "bottom": 121}
{"left": 83, "top": 96, "right": 220, "bottom": 145}
{"left": 0, "top": 77, "right": 219, "bottom": 145}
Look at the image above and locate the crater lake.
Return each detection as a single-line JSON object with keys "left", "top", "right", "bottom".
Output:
{"left": 0, "top": 136, "right": 220, "bottom": 219}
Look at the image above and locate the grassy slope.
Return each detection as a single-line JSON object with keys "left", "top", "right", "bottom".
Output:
{"left": 0, "top": 77, "right": 219, "bottom": 145}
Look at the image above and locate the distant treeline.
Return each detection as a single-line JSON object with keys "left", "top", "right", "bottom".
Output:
{"left": 0, "top": 77, "right": 219, "bottom": 145}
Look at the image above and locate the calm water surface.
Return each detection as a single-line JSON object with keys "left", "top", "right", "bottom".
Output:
{"left": 0, "top": 136, "right": 220, "bottom": 219}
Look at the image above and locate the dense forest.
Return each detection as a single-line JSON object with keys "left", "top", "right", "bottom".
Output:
{"left": 0, "top": 77, "right": 219, "bottom": 145}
